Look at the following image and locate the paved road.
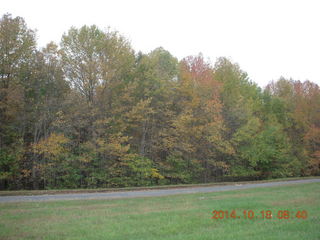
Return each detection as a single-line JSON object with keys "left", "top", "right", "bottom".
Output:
{"left": 0, "top": 179, "right": 319, "bottom": 203}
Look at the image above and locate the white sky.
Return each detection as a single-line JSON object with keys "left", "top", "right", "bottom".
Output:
{"left": 1, "top": 0, "right": 320, "bottom": 87}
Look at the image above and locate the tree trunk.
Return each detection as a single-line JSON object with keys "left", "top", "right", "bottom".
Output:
{"left": 140, "top": 120, "right": 147, "bottom": 156}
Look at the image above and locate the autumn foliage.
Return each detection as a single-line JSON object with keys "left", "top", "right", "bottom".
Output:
{"left": 0, "top": 14, "right": 319, "bottom": 190}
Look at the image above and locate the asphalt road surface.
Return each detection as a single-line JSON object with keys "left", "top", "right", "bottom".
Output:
{"left": 0, "top": 179, "right": 319, "bottom": 203}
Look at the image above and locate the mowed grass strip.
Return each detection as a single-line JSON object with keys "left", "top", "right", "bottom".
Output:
{"left": 0, "top": 182, "right": 319, "bottom": 240}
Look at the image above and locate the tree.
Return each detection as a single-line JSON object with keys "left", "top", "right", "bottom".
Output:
{"left": 0, "top": 14, "right": 36, "bottom": 189}
{"left": 60, "top": 25, "right": 135, "bottom": 104}
{"left": 158, "top": 54, "right": 233, "bottom": 183}
{"left": 266, "top": 78, "right": 320, "bottom": 175}
{"left": 213, "top": 57, "right": 266, "bottom": 178}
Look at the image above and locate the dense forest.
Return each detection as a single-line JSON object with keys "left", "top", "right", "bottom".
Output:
{"left": 0, "top": 13, "right": 319, "bottom": 190}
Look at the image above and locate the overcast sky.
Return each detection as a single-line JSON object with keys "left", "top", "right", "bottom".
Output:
{"left": 1, "top": 0, "right": 320, "bottom": 87}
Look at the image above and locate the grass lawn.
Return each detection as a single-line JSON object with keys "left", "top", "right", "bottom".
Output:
{"left": 0, "top": 182, "right": 319, "bottom": 240}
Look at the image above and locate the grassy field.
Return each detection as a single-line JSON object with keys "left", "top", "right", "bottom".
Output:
{"left": 0, "top": 182, "right": 319, "bottom": 240}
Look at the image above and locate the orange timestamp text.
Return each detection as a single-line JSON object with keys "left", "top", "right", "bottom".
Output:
{"left": 211, "top": 210, "right": 308, "bottom": 220}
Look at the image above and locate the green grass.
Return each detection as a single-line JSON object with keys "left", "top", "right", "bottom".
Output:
{"left": 0, "top": 182, "right": 319, "bottom": 240}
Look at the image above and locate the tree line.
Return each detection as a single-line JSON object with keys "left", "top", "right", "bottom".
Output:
{"left": 0, "top": 14, "right": 319, "bottom": 190}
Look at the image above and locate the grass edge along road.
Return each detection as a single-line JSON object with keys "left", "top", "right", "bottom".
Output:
{"left": 0, "top": 178, "right": 319, "bottom": 203}
{"left": 1, "top": 176, "right": 319, "bottom": 197}
{"left": 0, "top": 182, "right": 319, "bottom": 240}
